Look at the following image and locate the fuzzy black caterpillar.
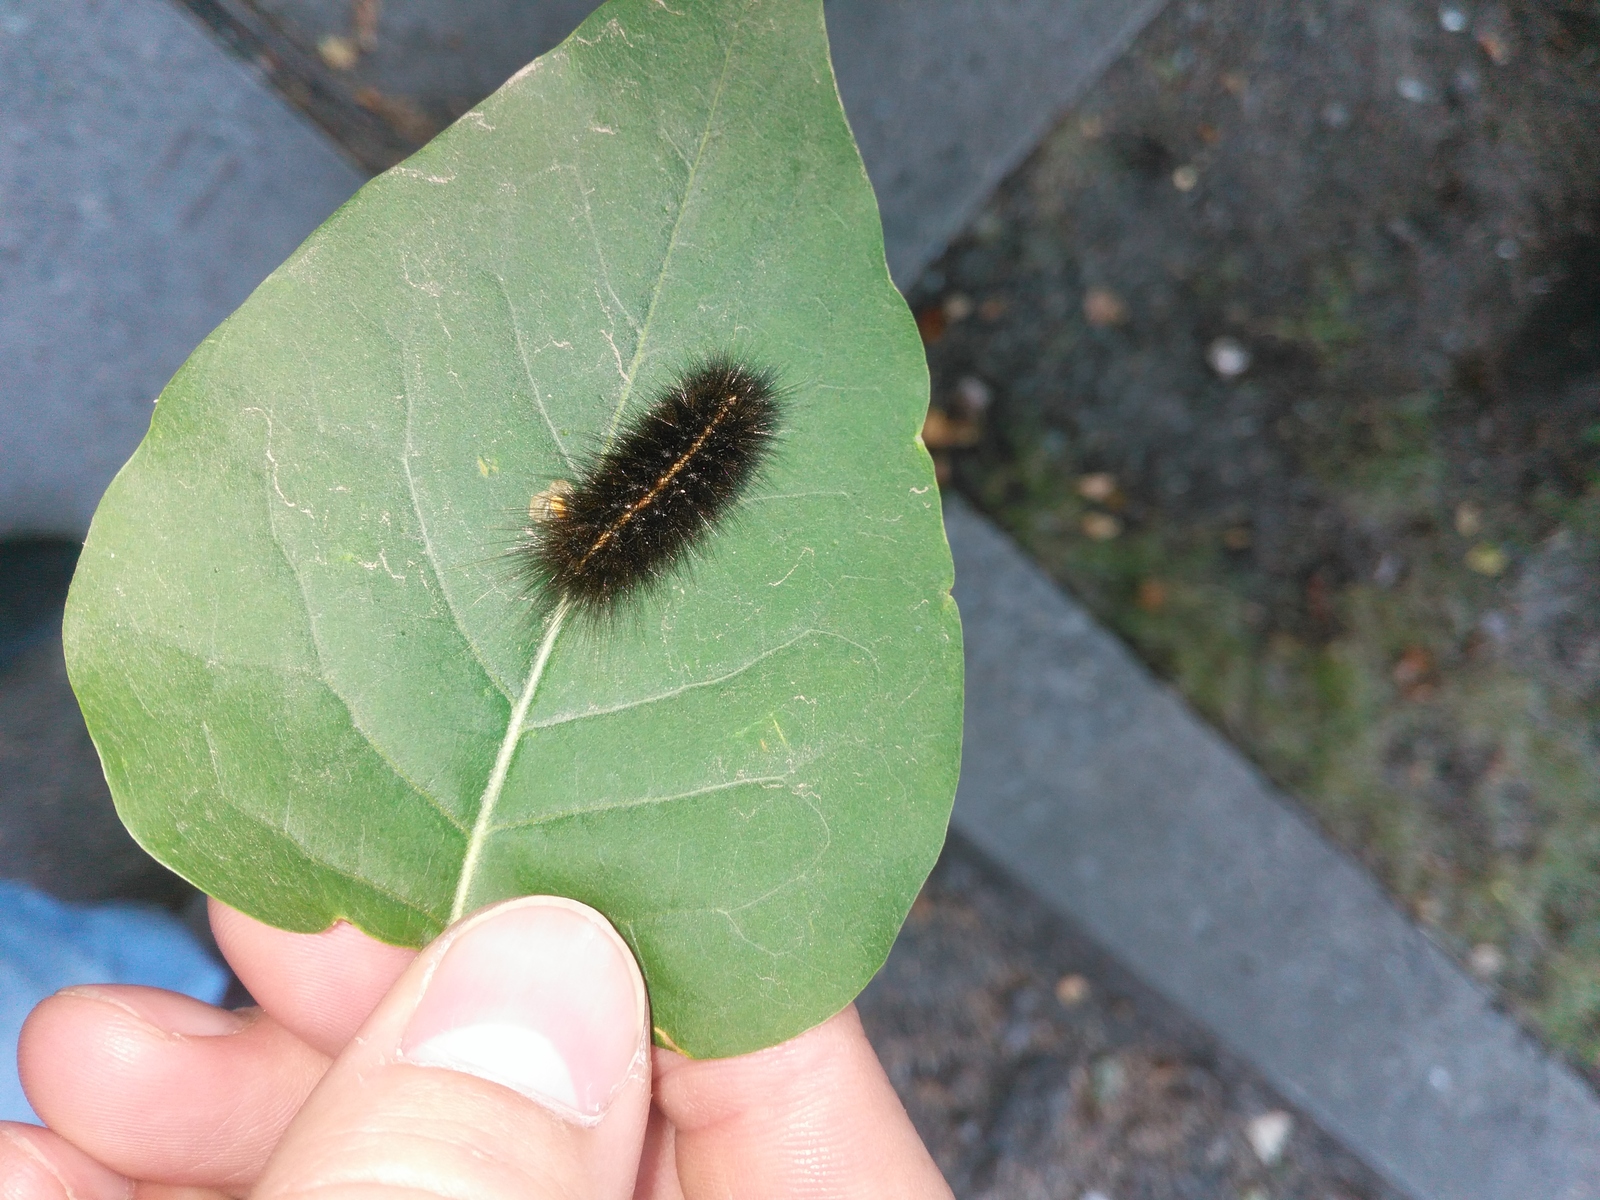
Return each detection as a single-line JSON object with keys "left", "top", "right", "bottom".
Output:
{"left": 517, "top": 356, "right": 782, "bottom": 618}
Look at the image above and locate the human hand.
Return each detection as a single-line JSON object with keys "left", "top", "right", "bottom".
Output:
{"left": 4, "top": 895, "right": 952, "bottom": 1199}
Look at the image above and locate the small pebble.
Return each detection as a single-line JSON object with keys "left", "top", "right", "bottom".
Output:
{"left": 1322, "top": 101, "right": 1350, "bottom": 128}
{"left": 1397, "top": 76, "right": 1432, "bottom": 103}
{"left": 1439, "top": 4, "right": 1468, "bottom": 32}
{"left": 942, "top": 292, "right": 974, "bottom": 322}
{"left": 1495, "top": 237, "right": 1520, "bottom": 260}
{"left": 1207, "top": 336, "right": 1252, "bottom": 378}
{"left": 1077, "top": 472, "right": 1118, "bottom": 503}
{"left": 1429, "top": 1065, "right": 1453, "bottom": 1092}
{"left": 1082, "top": 1192, "right": 1113, "bottom": 1200}
{"left": 1246, "top": 1110, "right": 1294, "bottom": 1165}
{"left": 1478, "top": 610, "right": 1510, "bottom": 642}
{"left": 1172, "top": 164, "right": 1200, "bottom": 192}
{"left": 1091, "top": 1056, "right": 1127, "bottom": 1103}
{"left": 1454, "top": 500, "right": 1483, "bottom": 537}
{"left": 953, "top": 374, "right": 993, "bottom": 416}
{"left": 1469, "top": 942, "right": 1506, "bottom": 980}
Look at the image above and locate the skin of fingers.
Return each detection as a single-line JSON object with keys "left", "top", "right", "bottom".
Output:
{"left": 17, "top": 987, "right": 327, "bottom": 1192}
{"left": 25, "top": 905, "right": 651, "bottom": 1198}
{"left": 208, "top": 900, "right": 415, "bottom": 1057}
{"left": 209, "top": 910, "right": 945, "bottom": 1200}
{"left": 31, "top": 906, "right": 945, "bottom": 1199}
{"left": 633, "top": 1106, "right": 686, "bottom": 1200}
{"left": 0, "top": 1128, "right": 223, "bottom": 1199}
{"left": 252, "top": 896, "right": 652, "bottom": 1200}
{"left": 652, "top": 1005, "right": 954, "bottom": 1200}
{"left": 0, "top": 1122, "right": 133, "bottom": 1200}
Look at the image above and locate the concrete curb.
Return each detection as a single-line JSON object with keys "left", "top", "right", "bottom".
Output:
{"left": 946, "top": 494, "right": 1600, "bottom": 1200}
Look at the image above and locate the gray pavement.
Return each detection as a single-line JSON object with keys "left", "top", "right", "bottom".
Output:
{"left": 946, "top": 495, "right": 1600, "bottom": 1200}
{"left": 5, "top": 0, "right": 1600, "bottom": 1196}
{"left": 0, "top": 0, "right": 365, "bottom": 540}
{"left": 2, "top": 0, "right": 1164, "bottom": 538}
{"left": 825, "top": 0, "right": 1168, "bottom": 285}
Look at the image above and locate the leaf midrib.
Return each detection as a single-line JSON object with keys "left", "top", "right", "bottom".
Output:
{"left": 451, "top": 4, "right": 754, "bottom": 918}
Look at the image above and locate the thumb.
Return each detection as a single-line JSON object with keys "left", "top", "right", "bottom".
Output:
{"left": 253, "top": 896, "right": 652, "bottom": 1200}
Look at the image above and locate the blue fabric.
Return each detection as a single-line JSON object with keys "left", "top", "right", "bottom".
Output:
{"left": 0, "top": 880, "right": 228, "bottom": 1124}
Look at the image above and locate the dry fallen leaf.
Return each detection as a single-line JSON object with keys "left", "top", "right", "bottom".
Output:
{"left": 1055, "top": 973, "right": 1091, "bottom": 1005}
{"left": 1082, "top": 512, "right": 1123, "bottom": 541}
{"left": 921, "top": 408, "right": 981, "bottom": 449}
{"left": 318, "top": 34, "right": 360, "bottom": 70}
{"left": 1465, "top": 543, "right": 1508, "bottom": 576}
{"left": 1083, "top": 287, "right": 1129, "bottom": 327}
{"left": 353, "top": 0, "right": 381, "bottom": 51}
{"left": 354, "top": 87, "right": 439, "bottom": 143}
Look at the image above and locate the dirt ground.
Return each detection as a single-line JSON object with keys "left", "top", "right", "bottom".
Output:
{"left": 913, "top": 0, "right": 1600, "bottom": 1073}
{"left": 860, "top": 840, "right": 1405, "bottom": 1200}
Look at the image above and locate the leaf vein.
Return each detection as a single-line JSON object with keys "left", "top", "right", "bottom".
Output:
{"left": 488, "top": 773, "right": 789, "bottom": 834}
{"left": 523, "top": 628, "right": 873, "bottom": 732}
{"left": 198, "top": 724, "right": 450, "bottom": 924}
{"left": 400, "top": 359, "right": 518, "bottom": 703}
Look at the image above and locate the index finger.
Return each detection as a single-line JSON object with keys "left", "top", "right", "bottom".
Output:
{"left": 210, "top": 899, "right": 417, "bottom": 1056}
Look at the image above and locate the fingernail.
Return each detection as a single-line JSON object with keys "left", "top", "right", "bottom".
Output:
{"left": 58, "top": 986, "right": 247, "bottom": 1038}
{"left": 400, "top": 897, "right": 647, "bottom": 1125}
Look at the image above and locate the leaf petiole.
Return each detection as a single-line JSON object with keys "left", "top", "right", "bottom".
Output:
{"left": 451, "top": 596, "right": 570, "bottom": 921}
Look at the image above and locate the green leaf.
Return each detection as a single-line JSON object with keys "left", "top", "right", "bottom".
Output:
{"left": 63, "top": 0, "right": 962, "bottom": 1057}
